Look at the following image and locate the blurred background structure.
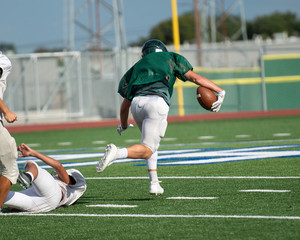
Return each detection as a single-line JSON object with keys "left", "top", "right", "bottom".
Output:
{"left": 1, "top": 0, "right": 300, "bottom": 124}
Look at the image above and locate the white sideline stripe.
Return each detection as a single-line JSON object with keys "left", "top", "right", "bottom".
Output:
{"left": 2, "top": 213, "right": 300, "bottom": 220}
{"left": 167, "top": 197, "right": 218, "bottom": 200}
{"left": 85, "top": 176, "right": 300, "bottom": 180}
{"left": 86, "top": 204, "right": 138, "bottom": 208}
{"left": 239, "top": 189, "right": 291, "bottom": 193}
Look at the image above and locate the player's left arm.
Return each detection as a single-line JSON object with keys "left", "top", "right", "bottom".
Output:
{"left": 18, "top": 143, "right": 71, "bottom": 184}
{"left": 184, "top": 70, "right": 226, "bottom": 112}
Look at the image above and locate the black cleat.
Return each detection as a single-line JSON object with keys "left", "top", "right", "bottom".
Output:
{"left": 17, "top": 171, "right": 32, "bottom": 189}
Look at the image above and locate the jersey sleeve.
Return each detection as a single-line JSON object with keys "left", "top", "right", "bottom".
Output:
{"left": 118, "top": 67, "right": 134, "bottom": 99}
{"left": 173, "top": 53, "right": 193, "bottom": 82}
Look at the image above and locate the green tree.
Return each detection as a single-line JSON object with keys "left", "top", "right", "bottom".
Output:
{"left": 0, "top": 43, "right": 16, "bottom": 53}
{"left": 247, "top": 12, "right": 300, "bottom": 39}
{"left": 149, "top": 12, "right": 195, "bottom": 44}
{"left": 134, "top": 11, "right": 300, "bottom": 45}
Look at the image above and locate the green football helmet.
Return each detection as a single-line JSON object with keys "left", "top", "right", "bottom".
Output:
{"left": 141, "top": 39, "right": 168, "bottom": 57}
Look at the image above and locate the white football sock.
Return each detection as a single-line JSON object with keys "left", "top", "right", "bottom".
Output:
{"left": 147, "top": 151, "right": 159, "bottom": 182}
{"left": 146, "top": 151, "right": 158, "bottom": 169}
{"left": 148, "top": 170, "right": 159, "bottom": 183}
{"left": 117, "top": 148, "right": 128, "bottom": 159}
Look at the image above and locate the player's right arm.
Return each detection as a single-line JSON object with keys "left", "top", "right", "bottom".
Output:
{"left": 18, "top": 143, "right": 71, "bottom": 184}
{"left": 117, "top": 98, "right": 133, "bottom": 135}
{"left": 0, "top": 98, "right": 17, "bottom": 123}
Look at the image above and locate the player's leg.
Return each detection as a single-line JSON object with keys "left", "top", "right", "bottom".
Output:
{"left": 25, "top": 161, "right": 61, "bottom": 202}
{"left": 147, "top": 151, "right": 164, "bottom": 195}
{"left": 4, "top": 188, "right": 42, "bottom": 212}
{"left": 97, "top": 95, "right": 168, "bottom": 179}
{"left": 124, "top": 95, "right": 155, "bottom": 159}
{"left": 128, "top": 95, "right": 168, "bottom": 158}
{"left": 97, "top": 96, "right": 149, "bottom": 172}
{"left": 17, "top": 161, "right": 37, "bottom": 189}
{"left": 0, "top": 125, "right": 18, "bottom": 209}
{"left": 140, "top": 96, "right": 168, "bottom": 195}
{"left": 121, "top": 95, "right": 167, "bottom": 194}
{"left": 4, "top": 161, "right": 61, "bottom": 212}
{"left": 0, "top": 176, "right": 11, "bottom": 211}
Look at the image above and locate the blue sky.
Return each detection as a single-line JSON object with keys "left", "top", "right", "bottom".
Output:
{"left": 1, "top": 0, "right": 300, "bottom": 53}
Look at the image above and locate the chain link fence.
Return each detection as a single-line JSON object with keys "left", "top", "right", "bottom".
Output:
{"left": 4, "top": 40, "right": 300, "bottom": 125}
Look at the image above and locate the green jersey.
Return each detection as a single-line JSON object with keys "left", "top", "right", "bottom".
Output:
{"left": 118, "top": 52, "right": 193, "bottom": 105}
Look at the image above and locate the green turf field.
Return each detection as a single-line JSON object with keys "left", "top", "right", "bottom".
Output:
{"left": 1, "top": 115, "right": 300, "bottom": 239}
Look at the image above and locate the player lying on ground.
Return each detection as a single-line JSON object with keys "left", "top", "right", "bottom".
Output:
{"left": 97, "top": 39, "right": 225, "bottom": 195}
{"left": 3, "top": 143, "right": 86, "bottom": 213}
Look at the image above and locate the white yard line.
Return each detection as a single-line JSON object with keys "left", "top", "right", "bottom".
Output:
{"left": 27, "top": 143, "right": 41, "bottom": 147}
{"left": 86, "top": 204, "right": 138, "bottom": 208}
{"left": 2, "top": 213, "right": 300, "bottom": 220}
{"left": 57, "top": 142, "right": 72, "bottom": 146}
{"left": 92, "top": 140, "right": 107, "bottom": 144}
{"left": 85, "top": 176, "right": 300, "bottom": 180}
{"left": 167, "top": 197, "right": 218, "bottom": 200}
{"left": 161, "top": 138, "right": 177, "bottom": 141}
{"left": 239, "top": 189, "right": 291, "bottom": 193}
{"left": 235, "top": 135, "right": 251, "bottom": 138}
{"left": 198, "top": 136, "right": 215, "bottom": 139}
{"left": 273, "top": 133, "right": 291, "bottom": 137}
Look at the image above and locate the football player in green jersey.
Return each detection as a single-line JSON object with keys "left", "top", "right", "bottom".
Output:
{"left": 97, "top": 40, "right": 225, "bottom": 195}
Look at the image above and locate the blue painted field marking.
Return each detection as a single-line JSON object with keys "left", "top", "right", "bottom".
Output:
{"left": 156, "top": 145, "right": 300, "bottom": 166}
{"left": 17, "top": 144, "right": 300, "bottom": 169}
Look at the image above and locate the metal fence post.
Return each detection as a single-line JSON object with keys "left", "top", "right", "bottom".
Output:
{"left": 259, "top": 47, "right": 268, "bottom": 111}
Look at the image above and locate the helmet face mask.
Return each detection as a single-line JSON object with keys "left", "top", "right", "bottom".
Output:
{"left": 141, "top": 39, "right": 168, "bottom": 57}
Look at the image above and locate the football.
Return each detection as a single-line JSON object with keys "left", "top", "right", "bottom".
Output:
{"left": 196, "top": 86, "right": 217, "bottom": 111}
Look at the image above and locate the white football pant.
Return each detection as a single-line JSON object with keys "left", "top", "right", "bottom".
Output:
{"left": 0, "top": 124, "right": 18, "bottom": 184}
{"left": 131, "top": 95, "right": 169, "bottom": 153}
{"left": 4, "top": 161, "right": 62, "bottom": 212}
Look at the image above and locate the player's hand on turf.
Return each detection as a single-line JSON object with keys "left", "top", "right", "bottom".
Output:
{"left": 211, "top": 90, "right": 225, "bottom": 112}
{"left": 117, "top": 123, "right": 134, "bottom": 135}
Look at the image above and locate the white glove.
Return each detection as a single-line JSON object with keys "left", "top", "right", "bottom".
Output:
{"left": 117, "top": 123, "right": 134, "bottom": 135}
{"left": 211, "top": 90, "right": 225, "bottom": 112}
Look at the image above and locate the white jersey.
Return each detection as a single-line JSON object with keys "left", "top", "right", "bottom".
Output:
{"left": 0, "top": 53, "right": 12, "bottom": 121}
{"left": 54, "top": 169, "right": 87, "bottom": 207}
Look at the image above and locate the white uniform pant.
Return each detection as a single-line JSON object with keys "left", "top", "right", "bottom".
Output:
{"left": 4, "top": 161, "right": 62, "bottom": 212}
{"left": 0, "top": 123, "right": 18, "bottom": 184}
{"left": 131, "top": 95, "right": 169, "bottom": 153}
